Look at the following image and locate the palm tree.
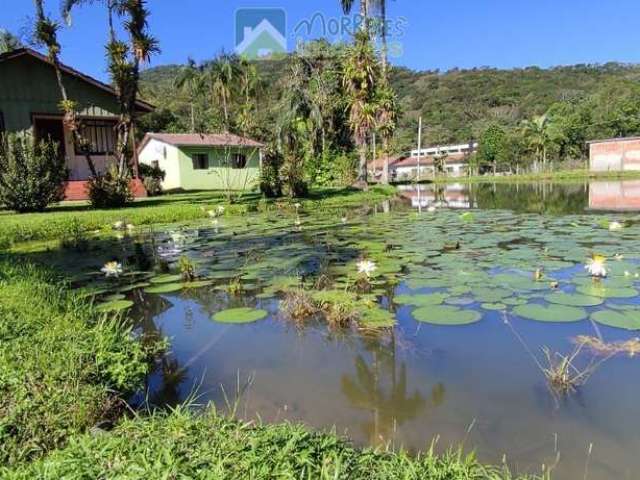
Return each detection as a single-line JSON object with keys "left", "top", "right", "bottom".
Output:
{"left": 343, "top": 31, "right": 381, "bottom": 186}
{"left": 174, "top": 58, "right": 204, "bottom": 132}
{"left": 375, "top": 79, "right": 398, "bottom": 183}
{"left": 341, "top": 0, "right": 389, "bottom": 74}
{"left": 521, "top": 114, "right": 552, "bottom": 172}
{"left": 206, "top": 53, "right": 238, "bottom": 130}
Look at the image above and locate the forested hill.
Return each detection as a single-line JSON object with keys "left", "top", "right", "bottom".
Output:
{"left": 140, "top": 59, "right": 640, "bottom": 150}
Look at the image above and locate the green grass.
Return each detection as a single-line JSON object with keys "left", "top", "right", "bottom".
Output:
{"left": 429, "top": 169, "right": 640, "bottom": 184}
{"left": 3, "top": 406, "right": 545, "bottom": 479}
{"left": 0, "top": 186, "right": 396, "bottom": 249}
{"left": 0, "top": 260, "right": 151, "bottom": 466}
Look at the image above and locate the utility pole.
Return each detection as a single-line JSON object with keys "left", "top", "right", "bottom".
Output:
{"left": 416, "top": 117, "right": 423, "bottom": 213}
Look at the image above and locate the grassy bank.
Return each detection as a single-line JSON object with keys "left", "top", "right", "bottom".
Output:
{"left": 0, "top": 258, "right": 545, "bottom": 478}
{"left": 4, "top": 406, "right": 543, "bottom": 479}
{"left": 429, "top": 169, "right": 640, "bottom": 184}
{"left": 0, "top": 186, "right": 396, "bottom": 248}
{"left": 0, "top": 261, "right": 151, "bottom": 466}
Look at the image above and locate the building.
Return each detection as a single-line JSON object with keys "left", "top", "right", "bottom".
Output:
{"left": 0, "top": 48, "right": 154, "bottom": 200}
{"left": 138, "top": 133, "right": 264, "bottom": 191}
{"left": 371, "top": 143, "right": 477, "bottom": 181}
{"left": 588, "top": 137, "right": 640, "bottom": 172}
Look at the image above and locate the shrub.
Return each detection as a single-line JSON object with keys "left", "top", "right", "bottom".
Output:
{"left": 139, "top": 163, "right": 166, "bottom": 197}
{"left": 259, "top": 147, "right": 283, "bottom": 198}
{"left": 0, "top": 133, "right": 68, "bottom": 212}
{"left": 87, "top": 165, "right": 133, "bottom": 208}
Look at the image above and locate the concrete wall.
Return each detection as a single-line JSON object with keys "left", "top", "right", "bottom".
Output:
{"left": 139, "top": 138, "right": 182, "bottom": 190}
{"left": 589, "top": 139, "right": 640, "bottom": 172}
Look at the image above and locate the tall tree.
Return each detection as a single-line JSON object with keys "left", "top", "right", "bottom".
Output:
{"left": 375, "top": 79, "right": 399, "bottom": 183}
{"left": 206, "top": 53, "right": 238, "bottom": 130}
{"left": 64, "top": 0, "right": 159, "bottom": 178}
{"left": 343, "top": 31, "right": 381, "bottom": 186}
{"left": 33, "top": 0, "right": 98, "bottom": 176}
{"left": 521, "top": 114, "right": 553, "bottom": 172}
{"left": 0, "top": 29, "right": 22, "bottom": 53}
{"left": 174, "top": 58, "right": 203, "bottom": 132}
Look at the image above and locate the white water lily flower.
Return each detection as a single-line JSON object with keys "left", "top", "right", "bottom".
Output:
{"left": 341, "top": 216, "right": 348, "bottom": 224}
{"left": 585, "top": 255, "right": 607, "bottom": 278}
{"left": 625, "top": 271, "right": 631, "bottom": 277}
{"left": 294, "top": 202, "right": 302, "bottom": 210}
{"left": 217, "top": 205, "right": 225, "bottom": 214}
{"left": 357, "top": 259, "right": 377, "bottom": 278}
{"left": 126, "top": 224, "right": 135, "bottom": 231}
{"left": 207, "top": 210, "right": 216, "bottom": 218}
{"left": 101, "top": 261, "right": 123, "bottom": 278}
{"left": 170, "top": 232, "right": 187, "bottom": 245}
{"left": 609, "top": 221, "right": 623, "bottom": 231}
{"left": 427, "top": 206, "right": 436, "bottom": 213}
{"left": 113, "top": 221, "right": 124, "bottom": 230}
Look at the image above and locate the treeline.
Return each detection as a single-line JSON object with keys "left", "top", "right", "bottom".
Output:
{"left": 141, "top": 55, "right": 640, "bottom": 173}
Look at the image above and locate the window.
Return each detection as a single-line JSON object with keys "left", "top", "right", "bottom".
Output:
{"left": 231, "top": 153, "right": 247, "bottom": 169}
{"left": 192, "top": 153, "right": 209, "bottom": 170}
{"left": 75, "top": 120, "right": 115, "bottom": 155}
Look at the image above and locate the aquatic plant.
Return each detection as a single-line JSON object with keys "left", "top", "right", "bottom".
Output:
{"left": 541, "top": 344, "right": 606, "bottom": 394}
{"left": 212, "top": 307, "right": 268, "bottom": 324}
{"left": 357, "top": 259, "right": 377, "bottom": 278}
{"left": 585, "top": 254, "right": 607, "bottom": 278}
{"left": 101, "top": 261, "right": 123, "bottom": 278}
{"left": 281, "top": 288, "right": 319, "bottom": 322}
{"left": 609, "top": 221, "right": 623, "bottom": 231}
{"left": 227, "top": 277, "right": 244, "bottom": 296}
{"left": 178, "top": 256, "right": 197, "bottom": 282}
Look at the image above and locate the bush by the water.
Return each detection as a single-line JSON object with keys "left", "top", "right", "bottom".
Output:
{"left": 259, "top": 146, "right": 283, "bottom": 198}
{"left": 138, "top": 162, "right": 166, "bottom": 196}
{"left": 87, "top": 165, "right": 134, "bottom": 208}
{"left": 3, "top": 406, "right": 541, "bottom": 479}
{"left": 0, "top": 134, "right": 67, "bottom": 212}
{"left": 0, "top": 261, "right": 150, "bottom": 466}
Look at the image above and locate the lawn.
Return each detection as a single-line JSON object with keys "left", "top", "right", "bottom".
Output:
{"left": 0, "top": 186, "right": 396, "bottom": 249}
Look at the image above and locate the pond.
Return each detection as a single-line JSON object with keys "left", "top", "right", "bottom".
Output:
{"left": 34, "top": 181, "right": 640, "bottom": 480}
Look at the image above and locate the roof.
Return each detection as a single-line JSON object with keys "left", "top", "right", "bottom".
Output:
{"left": 139, "top": 132, "right": 265, "bottom": 152}
{"left": 0, "top": 48, "right": 154, "bottom": 113}
{"left": 393, "top": 152, "right": 470, "bottom": 168}
{"left": 587, "top": 136, "right": 640, "bottom": 145}
{"left": 370, "top": 155, "right": 408, "bottom": 171}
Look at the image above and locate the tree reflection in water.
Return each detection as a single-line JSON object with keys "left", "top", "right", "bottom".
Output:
{"left": 341, "top": 333, "right": 444, "bottom": 446}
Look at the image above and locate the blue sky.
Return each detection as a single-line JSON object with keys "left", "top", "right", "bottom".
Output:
{"left": 2, "top": 0, "right": 640, "bottom": 81}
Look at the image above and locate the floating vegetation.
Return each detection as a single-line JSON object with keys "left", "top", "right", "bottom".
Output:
{"left": 179, "top": 256, "right": 197, "bottom": 282}
{"left": 591, "top": 309, "right": 640, "bottom": 330}
{"left": 212, "top": 308, "right": 268, "bottom": 324}
{"left": 144, "top": 283, "right": 184, "bottom": 294}
{"left": 96, "top": 299, "right": 134, "bottom": 312}
{"left": 574, "top": 335, "right": 640, "bottom": 357}
{"left": 412, "top": 306, "right": 482, "bottom": 326}
{"left": 513, "top": 304, "right": 587, "bottom": 323}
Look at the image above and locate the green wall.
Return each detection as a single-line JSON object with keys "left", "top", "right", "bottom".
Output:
{"left": 177, "top": 146, "right": 261, "bottom": 191}
{"left": 0, "top": 54, "right": 121, "bottom": 133}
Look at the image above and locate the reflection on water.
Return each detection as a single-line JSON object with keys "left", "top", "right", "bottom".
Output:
{"left": 399, "top": 180, "right": 640, "bottom": 214}
{"left": 589, "top": 180, "right": 640, "bottom": 211}
{"left": 65, "top": 179, "right": 640, "bottom": 480}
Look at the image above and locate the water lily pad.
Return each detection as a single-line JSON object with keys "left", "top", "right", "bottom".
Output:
{"left": 412, "top": 305, "right": 482, "bottom": 325}
{"left": 576, "top": 284, "right": 638, "bottom": 299}
{"left": 591, "top": 310, "right": 640, "bottom": 330}
{"left": 149, "top": 274, "right": 183, "bottom": 284}
{"left": 394, "top": 293, "right": 446, "bottom": 306}
{"left": 481, "top": 303, "right": 507, "bottom": 311}
{"left": 513, "top": 304, "right": 587, "bottom": 323}
{"left": 359, "top": 308, "right": 396, "bottom": 328}
{"left": 544, "top": 292, "right": 604, "bottom": 307}
{"left": 96, "top": 299, "right": 134, "bottom": 312}
{"left": 212, "top": 307, "right": 268, "bottom": 324}
{"left": 144, "top": 283, "right": 184, "bottom": 294}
